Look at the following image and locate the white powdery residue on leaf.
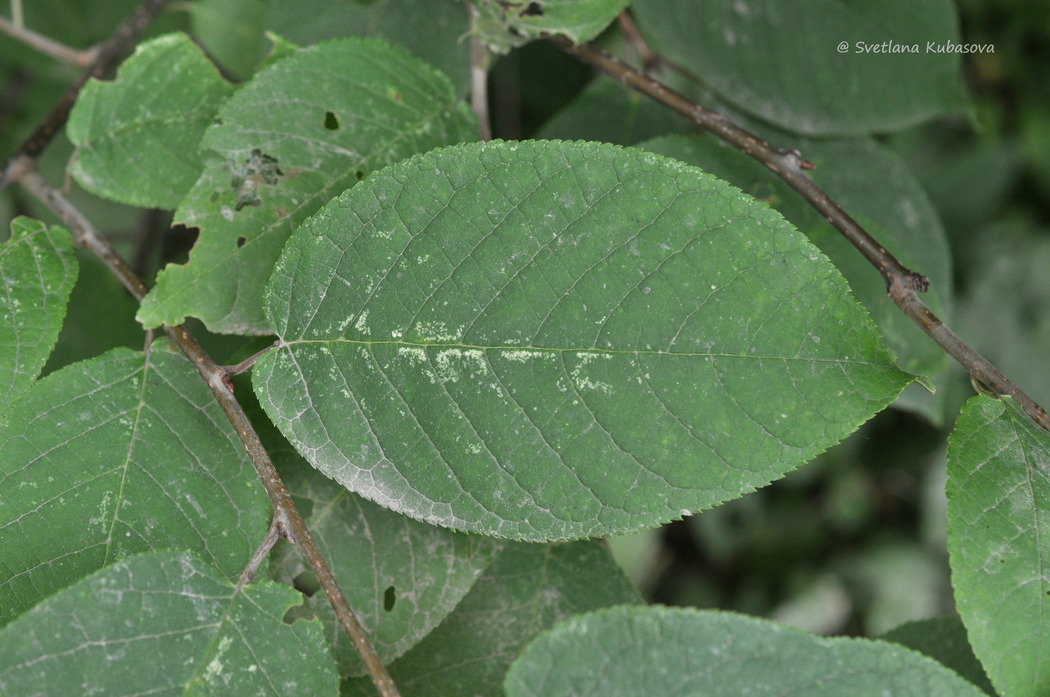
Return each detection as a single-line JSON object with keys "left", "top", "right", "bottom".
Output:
{"left": 396, "top": 346, "right": 427, "bottom": 364}
{"left": 88, "top": 492, "right": 114, "bottom": 529}
{"left": 202, "top": 635, "right": 233, "bottom": 684}
{"left": 501, "top": 349, "right": 553, "bottom": 363}
{"left": 354, "top": 310, "right": 370, "bottom": 335}
{"left": 571, "top": 352, "right": 614, "bottom": 394}
{"left": 414, "top": 320, "right": 463, "bottom": 343}
{"left": 396, "top": 346, "right": 438, "bottom": 384}
{"left": 434, "top": 348, "right": 488, "bottom": 384}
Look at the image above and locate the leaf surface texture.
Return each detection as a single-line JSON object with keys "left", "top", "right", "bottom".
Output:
{"left": 255, "top": 140, "right": 910, "bottom": 540}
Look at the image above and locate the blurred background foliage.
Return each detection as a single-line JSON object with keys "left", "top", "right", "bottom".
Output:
{"left": 2, "top": 0, "right": 1047, "bottom": 642}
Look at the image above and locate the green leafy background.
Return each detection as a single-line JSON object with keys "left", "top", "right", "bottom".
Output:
{"left": 1, "top": 0, "right": 1048, "bottom": 694}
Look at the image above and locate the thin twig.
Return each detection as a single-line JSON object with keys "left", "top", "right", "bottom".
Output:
{"left": 237, "top": 520, "right": 282, "bottom": 589}
{"left": 615, "top": 11, "right": 658, "bottom": 73}
{"left": 468, "top": 2, "right": 493, "bottom": 141}
{"left": 225, "top": 341, "right": 279, "bottom": 376}
{"left": 16, "top": 164, "right": 402, "bottom": 697}
{"left": 554, "top": 37, "right": 1050, "bottom": 433}
{"left": 0, "top": 17, "right": 98, "bottom": 67}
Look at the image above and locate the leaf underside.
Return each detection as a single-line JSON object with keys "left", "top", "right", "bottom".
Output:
{"left": 254, "top": 140, "right": 910, "bottom": 541}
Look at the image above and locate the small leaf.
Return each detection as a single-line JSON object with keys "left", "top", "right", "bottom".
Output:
{"left": 0, "top": 345, "right": 270, "bottom": 626}
{"left": 504, "top": 606, "right": 988, "bottom": 697}
{"left": 0, "top": 551, "right": 338, "bottom": 696}
{"left": 264, "top": 0, "right": 474, "bottom": 97}
{"left": 270, "top": 461, "right": 501, "bottom": 676}
{"left": 0, "top": 217, "right": 77, "bottom": 412}
{"left": 469, "top": 0, "right": 630, "bottom": 52}
{"left": 67, "top": 33, "right": 234, "bottom": 208}
{"left": 137, "top": 38, "right": 475, "bottom": 334}
{"left": 947, "top": 396, "right": 1050, "bottom": 697}
{"left": 347, "top": 541, "right": 641, "bottom": 696}
{"left": 254, "top": 139, "right": 911, "bottom": 541}
{"left": 631, "top": 0, "right": 969, "bottom": 135}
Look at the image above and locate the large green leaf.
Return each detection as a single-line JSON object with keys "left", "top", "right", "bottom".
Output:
{"left": 0, "top": 217, "right": 77, "bottom": 412}
{"left": 947, "top": 396, "right": 1050, "bottom": 697}
{"left": 631, "top": 0, "right": 969, "bottom": 135}
{"left": 270, "top": 461, "right": 501, "bottom": 677}
{"left": 67, "top": 33, "right": 234, "bottom": 209}
{"left": 137, "top": 38, "right": 476, "bottom": 334}
{"left": 504, "top": 606, "right": 988, "bottom": 696}
{"left": 348, "top": 541, "right": 642, "bottom": 696}
{"left": 254, "top": 139, "right": 911, "bottom": 541}
{"left": 0, "top": 551, "right": 337, "bottom": 696}
{"left": 469, "top": 0, "right": 629, "bottom": 52}
{"left": 0, "top": 345, "right": 269, "bottom": 626}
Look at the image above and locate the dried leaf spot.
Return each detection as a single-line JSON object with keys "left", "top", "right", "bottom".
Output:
{"left": 229, "top": 149, "right": 283, "bottom": 211}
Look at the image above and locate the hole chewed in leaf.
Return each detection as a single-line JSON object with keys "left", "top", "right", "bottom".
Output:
{"left": 323, "top": 110, "right": 340, "bottom": 130}
{"left": 292, "top": 570, "right": 320, "bottom": 597}
{"left": 383, "top": 585, "right": 396, "bottom": 612}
